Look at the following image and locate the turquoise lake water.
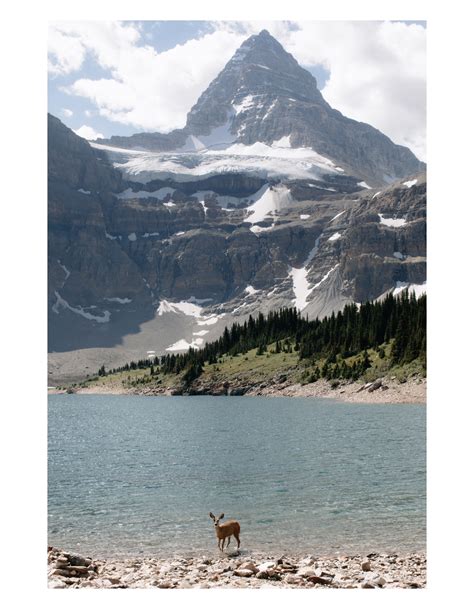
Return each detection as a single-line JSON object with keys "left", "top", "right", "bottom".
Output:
{"left": 48, "top": 395, "right": 426, "bottom": 557}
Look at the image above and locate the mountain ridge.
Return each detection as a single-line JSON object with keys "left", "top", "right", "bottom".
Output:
{"left": 97, "top": 29, "right": 424, "bottom": 186}
{"left": 48, "top": 30, "right": 426, "bottom": 383}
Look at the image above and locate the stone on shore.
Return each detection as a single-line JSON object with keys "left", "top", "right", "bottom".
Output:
{"left": 47, "top": 546, "right": 426, "bottom": 589}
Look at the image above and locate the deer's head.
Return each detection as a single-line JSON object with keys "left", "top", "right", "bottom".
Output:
{"left": 209, "top": 512, "right": 225, "bottom": 528}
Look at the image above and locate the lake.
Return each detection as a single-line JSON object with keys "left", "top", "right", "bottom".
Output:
{"left": 48, "top": 395, "right": 426, "bottom": 558}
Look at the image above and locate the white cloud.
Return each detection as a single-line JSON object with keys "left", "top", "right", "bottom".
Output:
{"left": 50, "top": 22, "right": 246, "bottom": 133}
{"left": 74, "top": 125, "right": 104, "bottom": 140}
{"left": 217, "top": 21, "right": 426, "bottom": 160}
{"left": 48, "top": 24, "right": 86, "bottom": 75}
{"left": 61, "top": 108, "right": 73, "bottom": 117}
{"left": 49, "top": 21, "right": 426, "bottom": 160}
{"left": 286, "top": 21, "right": 426, "bottom": 161}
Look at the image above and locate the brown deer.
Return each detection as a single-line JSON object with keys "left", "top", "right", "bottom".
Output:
{"left": 209, "top": 512, "right": 241, "bottom": 551}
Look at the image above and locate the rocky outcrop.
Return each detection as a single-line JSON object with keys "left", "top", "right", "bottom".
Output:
{"left": 48, "top": 114, "right": 122, "bottom": 193}
{"left": 336, "top": 175, "right": 426, "bottom": 301}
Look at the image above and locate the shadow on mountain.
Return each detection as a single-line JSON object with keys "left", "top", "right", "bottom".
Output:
{"left": 48, "top": 305, "right": 156, "bottom": 353}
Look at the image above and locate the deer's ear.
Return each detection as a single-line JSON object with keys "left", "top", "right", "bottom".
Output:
{"left": 218, "top": 513, "right": 224, "bottom": 520}
{"left": 209, "top": 512, "right": 215, "bottom": 519}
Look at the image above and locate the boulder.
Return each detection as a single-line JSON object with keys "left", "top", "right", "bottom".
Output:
{"left": 307, "top": 575, "right": 333, "bottom": 586}
{"left": 234, "top": 569, "right": 255, "bottom": 578}
{"left": 297, "top": 566, "right": 316, "bottom": 578}
{"left": 368, "top": 380, "right": 383, "bottom": 393}
{"left": 239, "top": 561, "right": 258, "bottom": 574}
{"left": 50, "top": 568, "right": 70, "bottom": 577}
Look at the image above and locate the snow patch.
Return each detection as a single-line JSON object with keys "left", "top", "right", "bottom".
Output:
{"left": 77, "top": 188, "right": 91, "bottom": 195}
{"left": 52, "top": 291, "right": 110, "bottom": 323}
{"left": 393, "top": 281, "right": 426, "bottom": 298}
{"left": 233, "top": 94, "right": 258, "bottom": 115}
{"left": 93, "top": 136, "right": 340, "bottom": 183}
{"left": 57, "top": 260, "right": 70, "bottom": 282}
{"left": 393, "top": 251, "right": 406, "bottom": 260}
{"left": 330, "top": 210, "right": 345, "bottom": 223}
{"left": 311, "top": 264, "right": 339, "bottom": 291}
{"left": 289, "top": 236, "right": 322, "bottom": 311}
{"left": 157, "top": 299, "right": 222, "bottom": 330}
{"left": 378, "top": 214, "right": 407, "bottom": 227}
{"left": 250, "top": 224, "right": 274, "bottom": 233}
{"left": 272, "top": 135, "right": 291, "bottom": 148}
{"left": 196, "top": 315, "right": 221, "bottom": 326}
{"left": 193, "top": 330, "right": 209, "bottom": 337}
{"left": 372, "top": 191, "right": 381, "bottom": 199}
{"left": 244, "top": 285, "right": 258, "bottom": 296}
{"left": 181, "top": 120, "right": 236, "bottom": 151}
{"left": 165, "top": 338, "right": 204, "bottom": 352}
{"left": 128, "top": 232, "right": 137, "bottom": 241}
{"left": 157, "top": 300, "right": 204, "bottom": 318}
{"left": 261, "top": 100, "right": 277, "bottom": 121}
{"left": 245, "top": 185, "right": 292, "bottom": 224}
{"left": 104, "top": 297, "right": 132, "bottom": 304}
{"left": 357, "top": 181, "right": 371, "bottom": 189}
{"left": 403, "top": 179, "right": 418, "bottom": 188}
{"left": 300, "top": 214, "right": 310, "bottom": 220}
{"left": 105, "top": 232, "right": 120, "bottom": 240}
{"left": 220, "top": 141, "right": 336, "bottom": 166}
{"left": 328, "top": 232, "right": 341, "bottom": 241}
{"left": 289, "top": 267, "right": 311, "bottom": 312}
{"left": 163, "top": 201, "right": 176, "bottom": 208}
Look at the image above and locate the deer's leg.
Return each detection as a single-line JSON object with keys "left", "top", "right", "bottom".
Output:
{"left": 234, "top": 533, "right": 240, "bottom": 549}
{"left": 226, "top": 536, "right": 231, "bottom": 548}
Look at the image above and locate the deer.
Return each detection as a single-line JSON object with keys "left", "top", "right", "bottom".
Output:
{"left": 209, "top": 512, "right": 241, "bottom": 552}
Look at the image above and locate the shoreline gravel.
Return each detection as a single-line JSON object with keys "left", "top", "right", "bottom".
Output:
{"left": 50, "top": 376, "right": 426, "bottom": 404}
{"left": 48, "top": 547, "right": 426, "bottom": 589}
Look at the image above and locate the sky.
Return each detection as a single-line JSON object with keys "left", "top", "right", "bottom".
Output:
{"left": 48, "top": 20, "right": 426, "bottom": 160}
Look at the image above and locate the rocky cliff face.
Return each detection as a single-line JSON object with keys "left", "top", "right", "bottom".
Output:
{"left": 48, "top": 30, "right": 426, "bottom": 383}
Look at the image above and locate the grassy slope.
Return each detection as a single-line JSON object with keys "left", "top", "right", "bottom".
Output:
{"left": 65, "top": 338, "right": 425, "bottom": 393}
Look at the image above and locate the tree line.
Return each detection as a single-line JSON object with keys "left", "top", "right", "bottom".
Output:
{"left": 101, "top": 291, "right": 426, "bottom": 384}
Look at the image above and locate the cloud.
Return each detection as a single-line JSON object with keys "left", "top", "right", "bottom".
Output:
{"left": 50, "top": 22, "right": 246, "bottom": 132}
{"left": 48, "top": 24, "right": 86, "bottom": 75}
{"left": 286, "top": 21, "right": 426, "bottom": 161}
{"left": 217, "top": 21, "right": 426, "bottom": 160}
{"left": 49, "top": 21, "right": 426, "bottom": 160}
{"left": 74, "top": 125, "right": 104, "bottom": 140}
{"left": 61, "top": 108, "right": 73, "bottom": 118}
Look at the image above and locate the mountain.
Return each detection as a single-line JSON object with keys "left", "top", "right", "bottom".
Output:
{"left": 48, "top": 31, "right": 426, "bottom": 384}
{"left": 98, "top": 30, "right": 424, "bottom": 186}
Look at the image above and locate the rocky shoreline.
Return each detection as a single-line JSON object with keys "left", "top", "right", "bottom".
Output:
{"left": 55, "top": 375, "right": 426, "bottom": 404}
{"left": 48, "top": 547, "right": 426, "bottom": 589}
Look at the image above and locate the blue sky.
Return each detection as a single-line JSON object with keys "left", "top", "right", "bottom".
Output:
{"left": 48, "top": 20, "right": 426, "bottom": 159}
